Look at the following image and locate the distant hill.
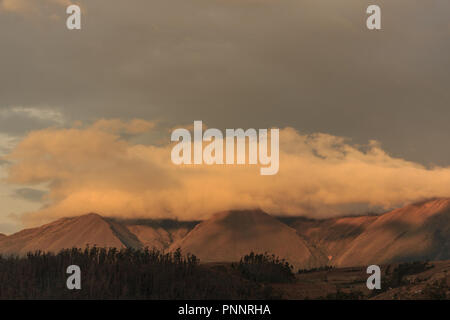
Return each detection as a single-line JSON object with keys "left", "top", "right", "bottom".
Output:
{"left": 168, "top": 209, "right": 321, "bottom": 269}
{"left": 0, "top": 213, "right": 141, "bottom": 255}
{"left": 285, "top": 198, "right": 450, "bottom": 267}
{"left": 334, "top": 198, "right": 450, "bottom": 266}
{"left": 0, "top": 199, "right": 449, "bottom": 268}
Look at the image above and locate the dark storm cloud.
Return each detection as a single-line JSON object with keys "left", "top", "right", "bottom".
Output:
{"left": 0, "top": 0, "right": 449, "bottom": 164}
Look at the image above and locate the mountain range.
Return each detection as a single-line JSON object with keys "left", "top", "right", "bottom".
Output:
{"left": 0, "top": 198, "right": 449, "bottom": 268}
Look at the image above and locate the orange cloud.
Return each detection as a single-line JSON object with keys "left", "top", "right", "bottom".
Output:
{"left": 5, "top": 120, "right": 450, "bottom": 226}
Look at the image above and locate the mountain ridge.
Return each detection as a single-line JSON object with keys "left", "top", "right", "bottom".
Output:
{"left": 0, "top": 213, "right": 138, "bottom": 255}
{"left": 0, "top": 198, "right": 448, "bottom": 268}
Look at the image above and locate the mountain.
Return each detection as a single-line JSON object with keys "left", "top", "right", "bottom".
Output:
{"left": 123, "top": 220, "right": 197, "bottom": 251}
{"left": 286, "top": 198, "right": 450, "bottom": 267}
{"left": 334, "top": 198, "right": 450, "bottom": 266}
{"left": 0, "top": 213, "right": 142, "bottom": 255}
{"left": 168, "top": 209, "right": 320, "bottom": 269}
{"left": 0, "top": 198, "right": 448, "bottom": 267}
{"left": 285, "top": 215, "right": 378, "bottom": 265}
{"left": 125, "top": 225, "right": 171, "bottom": 250}
{"left": 0, "top": 233, "right": 5, "bottom": 239}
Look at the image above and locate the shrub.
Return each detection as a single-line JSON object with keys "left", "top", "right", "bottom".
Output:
{"left": 298, "top": 265, "right": 334, "bottom": 274}
{"left": 235, "top": 252, "right": 295, "bottom": 283}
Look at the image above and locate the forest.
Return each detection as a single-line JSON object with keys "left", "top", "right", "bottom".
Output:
{"left": 0, "top": 247, "right": 290, "bottom": 299}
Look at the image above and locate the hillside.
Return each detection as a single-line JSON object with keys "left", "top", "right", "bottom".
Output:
{"left": 0, "top": 213, "right": 141, "bottom": 255}
{"left": 285, "top": 215, "right": 378, "bottom": 265}
{"left": 0, "top": 199, "right": 448, "bottom": 268}
{"left": 335, "top": 198, "right": 450, "bottom": 266}
{"left": 169, "top": 209, "right": 320, "bottom": 269}
{"left": 118, "top": 218, "right": 198, "bottom": 250}
{"left": 285, "top": 198, "right": 450, "bottom": 267}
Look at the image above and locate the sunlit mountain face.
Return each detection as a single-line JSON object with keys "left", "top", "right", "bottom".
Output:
{"left": 1, "top": 199, "right": 448, "bottom": 269}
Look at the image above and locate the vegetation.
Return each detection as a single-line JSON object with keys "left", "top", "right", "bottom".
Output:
{"left": 0, "top": 247, "right": 271, "bottom": 299}
{"left": 298, "top": 265, "right": 334, "bottom": 274}
{"left": 234, "top": 252, "right": 295, "bottom": 283}
{"left": 383, "top": 261, "right": 432, "bottom": 289}
{"left": 0, "top": 248, "right": 446, "bottom": 300}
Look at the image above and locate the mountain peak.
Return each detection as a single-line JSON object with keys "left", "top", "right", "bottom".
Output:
{"left": 378, "top": 197, "right": 450, "bottom": 227}
{"left": 170, "top": 208, "right": 319, "bottom": 269}
{"left": 409, "top": 197, "right": 450, "bottom": 211}
{"left": 209, "top": 209, "right": 276, "bottom": 228}
{"left": 72, "top": 212, "right": 104, "bottom": 220}
{"left": 0, "top": 212, "right": 140, "bottom": 256}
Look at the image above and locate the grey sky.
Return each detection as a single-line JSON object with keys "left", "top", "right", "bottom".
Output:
{"left": 0, "top": 0, "right": 449, "bottom": 232}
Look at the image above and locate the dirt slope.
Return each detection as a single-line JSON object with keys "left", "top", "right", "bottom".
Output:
{"left": 335, "top": 198, "right": 450, "bottom": 266}
{"left": 0, "top": 213, "right": 141, "bottom": 255}
{"left": 169, "top": 209, "right": 319, "bottom": 269}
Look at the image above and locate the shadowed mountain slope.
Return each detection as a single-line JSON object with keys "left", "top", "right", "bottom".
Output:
{"left": 120, "top": 219, "right": 198, "bottom": 250}
{"left": 285, "top": 215, "right": 378, "bottom": 265}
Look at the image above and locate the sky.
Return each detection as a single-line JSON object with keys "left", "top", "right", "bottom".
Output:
{"left": 0, "top": 0, "right": 449, "bottom": 233}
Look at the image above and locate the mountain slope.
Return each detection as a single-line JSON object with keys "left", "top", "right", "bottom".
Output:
{"left": 0, "top": 213, "right": 142, "bottom": 255}
{"left": 285, "top": 199, "right": 450, "bottom": 267}
{"left": 286, "top": 215, "right": 378, "bottom": 264}
{"left": 123, "top": 219, "right": 198, "bottom": 250}
{"left": 169, "top": 209, "right": 319, "bottom": 269}
{"left": 0, "top": 198, "right": 448, "bottom": 267}
{"left": 0, "top": 233, "right": 5, "bottom": 239}
{"left": 126, "top": 225, "right": 171, "bottom": 250}
{"left": 335, "top": 198, "right": 450, "bottom": 267}
{"left": 126, "top": 225, "right": 192, "bottom": 250}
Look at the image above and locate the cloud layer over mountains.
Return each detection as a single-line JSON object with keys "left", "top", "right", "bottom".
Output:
{"left": 5, "top": 119, "right": 450, "bottom": 226}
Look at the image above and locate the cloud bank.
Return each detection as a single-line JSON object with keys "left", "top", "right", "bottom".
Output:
{"left": 4, "top": 119, "right": 450, "bottom": 226}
